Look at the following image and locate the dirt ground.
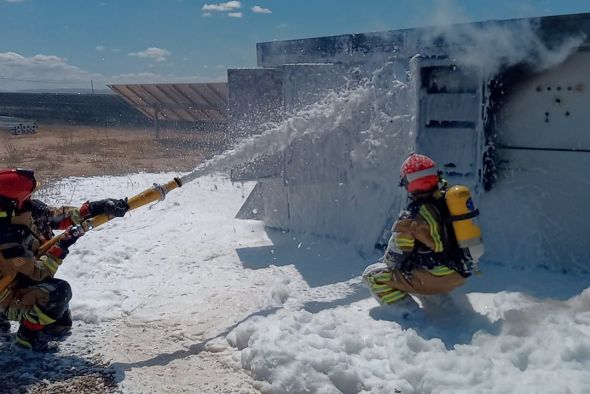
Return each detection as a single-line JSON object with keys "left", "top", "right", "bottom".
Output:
{"left": 0, "top": 123, "right": 230, "bottom": 182}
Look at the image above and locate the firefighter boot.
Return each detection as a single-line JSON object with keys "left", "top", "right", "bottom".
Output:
{"left": 12, "top": 322, "right": 54, "bottom": 352}
{"left": 43, "top": 309, "right": 72, "bottom": 339}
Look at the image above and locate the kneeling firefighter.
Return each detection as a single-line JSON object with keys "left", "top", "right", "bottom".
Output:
{"left": 0, "top": 168, "right": 129, "bottom": 351}
{"left": 362, "top": 153, "right": 484, "bottom": 310}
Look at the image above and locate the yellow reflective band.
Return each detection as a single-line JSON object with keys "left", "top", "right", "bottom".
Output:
{"left": 371, "top": 284, "right": 393, "bottom": 294}
{"left": 40, "top": 255, "right": 61, "bottom": 274}
{"left": 381, "top": 290, "right": 408, "bottom": 304}
{"left": 420, "top": 206, "right": 444, "bottom": 252}
{"left": 370, "top": 281, "right": 390, "bottom": 289}
{"left": 395, "top": 237, "right": 415, "bottom": 246}
{"left": 25, "top": 305, "right": 56, "bottom": 326}
{"left": 395, "top": 237, "right": 414, "bottom": 242}
{"left": 70, "top": 208, "right": 82, "bottom": 225}
{"left": 429, "top": 265, "right": 455, "bottom": 276}
{"left": 7, "top": 307, "right": 24, "bottom": 321}
{"left": 0, "top": 287, "right": 10, "bottom": 304}
{"left": 14, "top": 335, "right": 32, "bottom": 350}
{"left": 0, "top": 211, "right": 7, "bottom": 218}
{"left": 371, "top": 273, "right": 391, "bottom": 282}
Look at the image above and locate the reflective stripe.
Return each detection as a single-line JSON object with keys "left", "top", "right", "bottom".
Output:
{"left": 419, "top": 205, "right": 444, "bottom": 252}
{"left": 70, "top": 208, "right": 82, "bottom": 225}
{"left": 371, "top": 273, "right": 392, "bottom": 282}
{"left": 40, "top": 255, "right": 61, "bottom": 274}
{"left": 7, "top": 307, "right": 25, "bottom": 321}
{"left": 36, "top": 282, "right": 57, "bottom": 293}
{"left": 14, "top": 335, "right": 32, "bottom": 350}
{"left": 0, "top": 287, "right": 10, "bottom": 304}
{"left": 395, "top": 237, "right": 415, "bottom": 247}
{"left": 381, "top": 290, "right": 407, "bottom": 304}
{"left": 405, "top": 167, "right": 438, "bottom": 183}
{"left": 429, "top": 265, "right": 455, "bottom": 276}
{"left": 367, "top": 272, "right": 395, "bottom": 294}
{"left": 0, "top": 211, "right": 7, "bottom": 218}
{"left": 24, "top": 305, "right": 56, "bottom": 326}
{"left": 371, "top": 283, "right": 393, "bottom": 293}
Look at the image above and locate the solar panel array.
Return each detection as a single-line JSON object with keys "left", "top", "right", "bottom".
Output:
{"left": 108, "top": 83, "right": 228, "bottom": 123}
{"left": 0, "top": 92, "right": 146, "bottom": 124}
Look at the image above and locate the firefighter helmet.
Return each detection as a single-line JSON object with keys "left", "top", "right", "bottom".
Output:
{"left": 400, "top": 153, "right": 439, "bottom": 193}
{"left": 0, "top": 168, "right": 37, "bottom": 209}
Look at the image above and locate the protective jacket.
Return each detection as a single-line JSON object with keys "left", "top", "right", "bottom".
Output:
{"left": 0, "top": 199, "right": 81, "bottom": 309}
{"left": 384, "top": 188, "right": 470, "bottom": 278}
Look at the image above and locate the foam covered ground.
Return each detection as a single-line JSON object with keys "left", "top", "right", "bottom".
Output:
{"left": 3, "top": 172, "right": 584, "bottom": 393}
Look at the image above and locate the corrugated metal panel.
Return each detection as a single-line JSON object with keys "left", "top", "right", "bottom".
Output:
{"left": 108, "top": 83, "right": 228, "bottom": 122}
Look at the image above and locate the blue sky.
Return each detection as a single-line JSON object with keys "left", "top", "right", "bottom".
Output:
{"left": 0, "top": 0, "right": 589, "bottom": 91}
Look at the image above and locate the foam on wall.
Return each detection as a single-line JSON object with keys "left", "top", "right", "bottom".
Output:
{"left": 218, "top": 15, "right": 590, "bottom": 271}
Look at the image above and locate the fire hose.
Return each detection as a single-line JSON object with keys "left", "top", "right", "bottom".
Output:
{"left": 0, "top": 177, "right": 183, "bottom": 294}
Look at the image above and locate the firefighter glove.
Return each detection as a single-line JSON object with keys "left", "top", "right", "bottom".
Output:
{"left": 58, "top": 225, "right": 85, "bottom": 249}
{"left": 88, "top": 198, "right": 129, "bottom": 218}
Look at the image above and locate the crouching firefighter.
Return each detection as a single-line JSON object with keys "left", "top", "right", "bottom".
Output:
{"left": 362, "top": 153, "right": 484, "bottom": 312}
{"left": 0, "top": 168, "right": 129, "bottom": 351}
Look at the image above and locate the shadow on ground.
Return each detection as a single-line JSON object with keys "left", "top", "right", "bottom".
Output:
{"left": 460, "top": 260, "right": 590, "bottom": 301}
{"left": 369, "top": 292, "right": 503, "bottom": 349}
{"left": 236, "top": 228, "right": 589, "bottom": 349}
{"left": 301, "top": 281, "right": 369, "bottom": 313}
{"left": 110, "top": 232, "right": 590, "bottom": 382}
{"left": 236, "top": 228, "right": 374, "bottom": 288}
{"left": 238, "top": 229, "right": 590, "bottom": 300}
{"left": 366, "top": 260, "right": 590, "bottom": 349}
{"left": 109, "top": 307, "right": 280, "bottom": 383}
{"left": 0, "top": 341, "right": 117, "bottom": 394}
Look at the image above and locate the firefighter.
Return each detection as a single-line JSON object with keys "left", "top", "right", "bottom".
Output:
{"left": 363, "top": 153, "right": 476, "bottom": 315}
{"left": 0, "top": 168, "right": 129, "bottom": 351}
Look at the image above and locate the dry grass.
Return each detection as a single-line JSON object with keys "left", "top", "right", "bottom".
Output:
{"left": 3, "top": 138, "right": 21, "bottom": 168}
{"left": 0, "top": 123, "right": 230, "bottom": 180}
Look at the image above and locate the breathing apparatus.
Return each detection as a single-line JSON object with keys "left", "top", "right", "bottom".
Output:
{"left": 399, "top": 153, "right": 484, "bottom": 274}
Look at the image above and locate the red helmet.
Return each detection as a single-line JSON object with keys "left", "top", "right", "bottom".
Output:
{"left": 400, "top": 153, "right": 439, "bottom": 193}
{"left": 0, "top": 168, "right": 37, "bottom": 209}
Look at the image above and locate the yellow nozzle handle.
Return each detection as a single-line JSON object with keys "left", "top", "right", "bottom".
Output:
{"left": 88, "top": 177, "right": 182, "bottom": 228}
{"left": 38, "top": 177, "right": 182, "bottom": 255}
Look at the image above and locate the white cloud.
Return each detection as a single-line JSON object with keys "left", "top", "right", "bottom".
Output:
{"left": 228, "top": 12, "right": 242, "bottom": 18}
{"left": 0, "top": 51, "right": 102, "bottom": 91}
{"left": 0, "top": 52, "right": 95, "bottom": 80}
{"left": 96, "top": 45, "right": 105, "bottom": 52}
{"left": 5, "top": 0, "right": 26, "bottom": 3}
{"left": 0, "top": 51, "right": 226, "bottom": 92}
{"left": 128, "top": 47, "right": 171, "bottom": 62}
{"left": 251, "top": 5, "right": 271, "bottom": 14}
{"left": 202, "top": 12, "right": 212, "bottom": 17}
{"left": 202, "top": 1, "right": 240, "bottom": 12}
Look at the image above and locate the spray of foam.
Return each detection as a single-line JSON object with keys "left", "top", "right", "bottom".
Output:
{"left": 181, "top": 64, "right": 414, "bottom": 185}
{"left": 348, "top": 62, "right": 415, "bottom": 170}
